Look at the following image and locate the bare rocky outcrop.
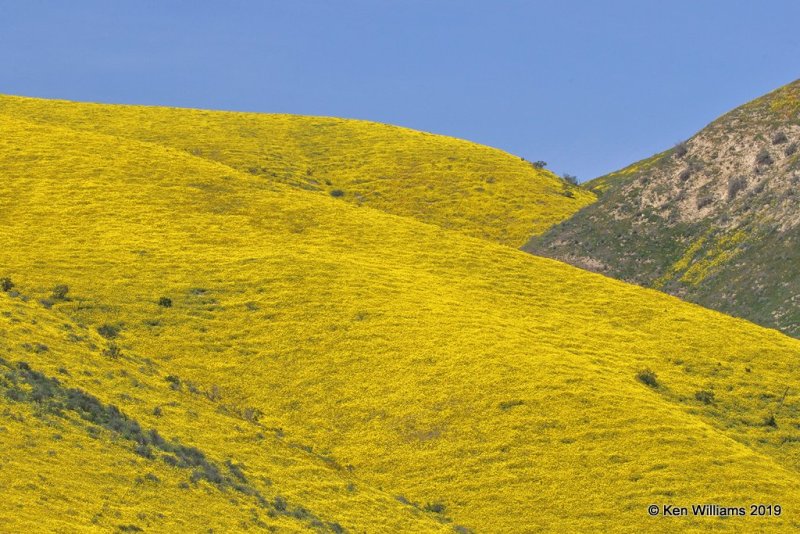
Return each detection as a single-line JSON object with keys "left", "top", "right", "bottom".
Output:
{"left": 525, "top": 79, "right": 800, "bottom": 338}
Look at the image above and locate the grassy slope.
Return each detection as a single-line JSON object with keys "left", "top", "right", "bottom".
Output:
{"left": 0, "top": 94, "right": 593, "bottom": 247}
{"left": 3, "top": 114, "right": 800, "bottom": 531}
{"left": 0, "top": 290, "right": 450, "bottom": 533}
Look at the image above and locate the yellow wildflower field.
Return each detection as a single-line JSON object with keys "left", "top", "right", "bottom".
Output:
{"left": 1, "top": 105, "right": 799, "bottom": 532}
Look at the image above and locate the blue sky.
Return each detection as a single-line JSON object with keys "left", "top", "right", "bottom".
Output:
{"left": 2, "top": 1, "right": 799, "bottom": 181}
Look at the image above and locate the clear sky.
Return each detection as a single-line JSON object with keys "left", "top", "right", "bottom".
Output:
{"left": 2, "top": 1, "right": 799, "bottom": 181}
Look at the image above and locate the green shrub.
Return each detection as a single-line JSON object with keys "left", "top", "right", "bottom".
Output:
{"left": 637, "top": 369, "right": 659, "bottom": 388}
{"left": 772, "top": 132, "right": 788, "bottom": 145}
{"left": 158, "top": 296, "right": 172, "bottom": 308}
{"left": 695, "top": 390, "right": 715, "bottom": 404}
{"left": 103, "top": 343, "right": 122, "bottom": 358}
{"left": 330, "top": 189, "right": 345, "bottom": 197}
{"left": 424, "top": 502, "right": 446, "bottom": 514}
{"left": 134, "top": 443, "right": 154, "bottom": 459}
{"left": 118, "top": 525, "right": 143, "bottom": 533}
{"left": 756, "top": 148, "right": 773, "bottom": 166}
{"left": 165, "top": 375, "right": 181, "bottom": 390}
{"left": 499, "top": 399, "right": 524, "bottom": 410}
{"left": 51, "top": 284, "right": 69, "bottom": 300}
{"left": 273, "top": 496, "right": 287, "bottom": 512}
{"left": 97, "top": 324, "right": 120, "bottom": 339}
{"left": 0, "top": 277, "right": 13, "bottom": 292}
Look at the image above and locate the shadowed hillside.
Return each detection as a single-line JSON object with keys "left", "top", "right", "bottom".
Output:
{"left": 526, "top": 79, "right": 800, "bottom": 338}
{"left": 2, "top": 107, "right": 800, "bottom": 531}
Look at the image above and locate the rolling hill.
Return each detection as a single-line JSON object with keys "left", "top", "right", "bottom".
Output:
{"left": 0, "top": 94, "right": 593, "bottom": 247}
{"left": 526, "top": 79, "right": 800, "bottom": 338}
{"left": 2, "top": 99, "right": 800, "bottom": 532}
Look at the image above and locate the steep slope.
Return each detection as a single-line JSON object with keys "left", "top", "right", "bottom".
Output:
{"left": 3, "top": 113, "right": 800, "bottom": 531}
{"left": 0, "top": 293, "right": 445, "bottom": 533}
{"left": 526, "top": 79, "right": 800, "bottom": 337}
{"left": 0, "top": 94, "right": 593, "bottom": 247}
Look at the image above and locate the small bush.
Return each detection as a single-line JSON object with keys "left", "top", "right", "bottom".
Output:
{"left": 674, "top": 142, "right": 688, "bottom": 158}
{"left": 329, "top": 189, "right": 345, "bottom": 198}
{"left": 134, "top": 443, "right": 154, "bottom": 459}
{"left": 531, "top": 160, "right": 548, "bottom": 169}
{"left": 764, "top": 414, "right": 777, "bottom": 428}
{"left": 756, "top": 148, "right": 773, "bottom": 166}
{"left": 97, "top": 324, "right": 120, "bottom": 339}
{"left": 562, "top": 174, "right": 579, "bottom": 185}
{"left": 727, "top": 176, "right": 747, "bottom": 200}
{"left": 158, "top": 297, "right": 172, "bottom": 308}
{"left": 165, "top": 375, "right": 181, "bottom": 390}
{"left": 695, "top": 390, "right": 715, "bottom": 404}
{"left": 0, "top": 277, "right": 13, "bottom": 292}
{"left": 51, "top": 284, "right": 69, "bottom": 300}
{"left": 696, "top": 195, "right": 714, "bottom": 209}
{"left": 273, "top": 496, "right": 287, "bottom": 512}
{"left": 424, "top": 502, "right": 446, "bottom": 514}
{"left": 225, "top": 459, "right": 246, "bottom": 482}
{"left": 499, "top": 399, "right": 524, "bottom": 410}
{"left": 103, "top": 343, "right": 122, "bottom": 358}
{"left": 772, "top": 131, "right": 788, "bottom": 145}
{"left": 637, "top": 369, "right": 659, "bottom": 388}
{"left": 243, "top": 406, "right": 262, "bottom": 423}
{"left": 785, "top": 143, "right": 798, "bottom": 157}
{"left": 206, "top": 385, "right": 221, "bottom": 402}
{"left": 678, "top": 168, "right": 692, "bottom": 182}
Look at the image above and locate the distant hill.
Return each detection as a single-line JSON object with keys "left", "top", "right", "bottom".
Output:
{"left": 0, "top": 94, "right": 593, "bottom": 247}
{"left": 2, "top": 103, "right": 800, "bottom": 531}
{"left": 526, "top": 79, "right": 800, "bottom": 338}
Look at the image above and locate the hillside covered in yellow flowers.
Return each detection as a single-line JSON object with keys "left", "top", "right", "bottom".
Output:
{"left": 2, "top": 98, "right": 800, "bottom": 532}
{"left": 0, "top": 94, "right": 593, "bottom": 247}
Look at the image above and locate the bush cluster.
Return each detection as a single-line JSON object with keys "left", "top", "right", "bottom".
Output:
{"left": 696, "top": 195, "right": 714, "bottom": 210}
{"left": 636, "top": 369, "right": 659, "bottom": 388}
{"left": 756, "top": 148, "right": 773, "bottom": 166}
{"left": 727, "top": 176, "right": 747, "bottom": 200}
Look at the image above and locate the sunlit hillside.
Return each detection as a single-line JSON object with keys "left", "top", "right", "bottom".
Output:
{"left": 0, "top": 293, "right": 446, "bottom": 533}
{"left": 2, "top": 110, "right": 800, "bottom": 532}
{"left": 0, "top": 94, "right": 593, "bottom": 247}
{"left": 527, "top": 79, "right": 800, "bottom": 338}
